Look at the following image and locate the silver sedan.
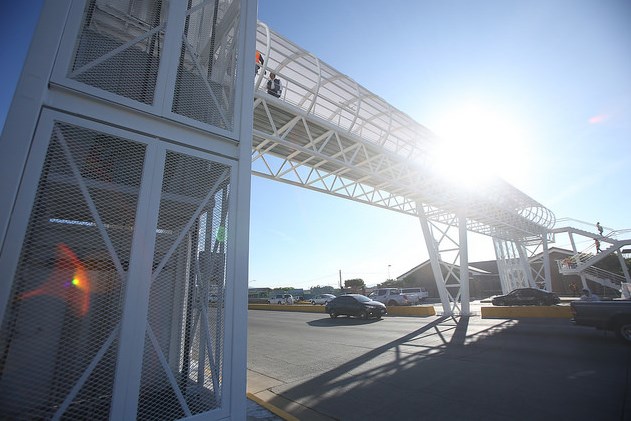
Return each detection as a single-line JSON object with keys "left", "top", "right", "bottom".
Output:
{"left": 310, "top": 294, "right": 336, "bottom": 305}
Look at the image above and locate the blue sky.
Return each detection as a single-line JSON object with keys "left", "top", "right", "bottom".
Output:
{"left": 2, "top": 1, "right": 630, "bottom": 290}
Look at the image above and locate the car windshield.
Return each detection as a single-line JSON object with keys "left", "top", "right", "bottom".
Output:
{"left": 353, "top": 295, "right": 371, "bottom": 302}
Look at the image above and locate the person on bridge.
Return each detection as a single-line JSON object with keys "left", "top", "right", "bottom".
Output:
{"left": 596, "top": 221, "right": 604, "bottom": 236}
{"left": 255, "top": 50, "right": 264, "bottom": 74}
{"left": 580, "top": 288, "right": 599, "bottom": 301}
{"left": 267, "top": 72, "right": 282, "bottom": 98}
{"left": 595, "top": 238, "right": 602, "bottom": 253}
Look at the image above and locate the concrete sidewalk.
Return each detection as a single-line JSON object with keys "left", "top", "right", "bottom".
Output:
{"left": 248, "top": 369, "right": 331, "bottom": 420}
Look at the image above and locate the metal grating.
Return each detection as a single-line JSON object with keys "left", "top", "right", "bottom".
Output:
{"left": 0, "top": 122, "right": 146, "bottom": 419}
{"left": 137, "top": 152, "right": 230, "bottom": 419}
{"left": 172, "top": 0, "right": 240, "bottom": 131}
{"left": 70, "top": 0, "right": 166, "bottom": 105}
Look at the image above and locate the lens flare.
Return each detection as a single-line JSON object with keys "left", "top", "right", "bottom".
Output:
{"left": 19, "top": 244, "right": 91, "bottom": 316}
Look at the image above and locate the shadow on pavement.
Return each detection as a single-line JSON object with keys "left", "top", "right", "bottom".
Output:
{"left": 307, "top": 317, "right": 383, "bottom": 327}
{"left": 266, "top": 316, "right": 630, "bottom": 420}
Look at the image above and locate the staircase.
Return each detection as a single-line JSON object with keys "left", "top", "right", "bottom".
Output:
{"left": 553, "top": 224, "right": 631, "bottom": 295}
{"left": 581, "top": 267, "right": 625, "bottom": 290}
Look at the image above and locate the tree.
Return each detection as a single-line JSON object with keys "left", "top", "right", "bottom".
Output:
{"left": 310, "top": 285, "right": 335, "bottom": 295}
{"left": 344, "top": 278, "right": 365, "bottom": 293}
{"left": 377, "top": 279, "right": 400, "bottom": 288}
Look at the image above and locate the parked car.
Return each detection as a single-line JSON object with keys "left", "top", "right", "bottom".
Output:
{"left": 311, "top": 294, "right": 336, "bottom": 305}
{"left": 401, "top": 287, "right": 429, "bottom": 304}
{"left": 368, "top": 288, "right": 410, "bottom": 306}
{"left": 491, "top": 288, "right": 560, "bottom": 306}
{"left": 268, "top": 294, "right": 294, "bottom": 305}
{"left": 325, "top": 294, "right": 387, "bottom": 319}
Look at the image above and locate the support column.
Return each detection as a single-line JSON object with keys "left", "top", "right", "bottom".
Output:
{"left": 458, "top": 213, "right": 470, "bottom": 316}
{"left": 616, "top": 250, "right": 631, "bottom": 299}
{"left": 542, "top": 234, "right": 553, "bottom": 291}
{"left": 517, "top": 242, "right": 535, "bottom": 288}
{"left": 568, "top": 232, "right": 589, "bottom": 290}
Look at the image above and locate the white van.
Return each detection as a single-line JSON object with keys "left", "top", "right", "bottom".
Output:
{"left": 268, "top": 294, "right": 294, "bottom": 305}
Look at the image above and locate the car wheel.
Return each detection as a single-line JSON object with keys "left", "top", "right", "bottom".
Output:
{"left": 311, "top": 300, "right": 315, "bottom": 305}
{"left": 614, "top": 319, "right": 631, "bottom": 343}
{"left": 329, "top": 311, "right": 337, "bottom": 319}
{"left": 266, "top": 300, "right": 271, "bottom": 304}
{"left": 358, "top": 310, "right": 368, "bottom": 320}
{"left": 387, "top": 300, "right": 397, "bottom": 306}
{"left": 536, "top": 299, "right": 545, "bottom": 306}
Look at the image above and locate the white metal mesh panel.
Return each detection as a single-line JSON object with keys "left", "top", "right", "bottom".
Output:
{"left": 69, "top": 0, "right": 166, "bottom": 104}
{"left": 137, "top": 152, "right": 230, "bottom": 419}
{"left": 0, "top": 122, "right": 146, "bottom": 419}
{"left": 172, "top": 0, "right": 240, "bottom": 132}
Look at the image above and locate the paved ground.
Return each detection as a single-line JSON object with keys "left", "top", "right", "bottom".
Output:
{"left": 247, "top": 310, "right": 631, "bottom": 421}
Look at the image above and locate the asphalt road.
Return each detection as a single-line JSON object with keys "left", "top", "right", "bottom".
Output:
{"left": 247, "top": 310, "right": 630, "bottom": 421}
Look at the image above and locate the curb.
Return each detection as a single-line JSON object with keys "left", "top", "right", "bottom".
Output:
{"left": 247, "top": 393, "right": 299, "bottom": 421}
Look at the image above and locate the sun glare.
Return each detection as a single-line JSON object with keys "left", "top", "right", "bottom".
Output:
{"left": 428, "top": 101, "right": 529, "bottom": 189}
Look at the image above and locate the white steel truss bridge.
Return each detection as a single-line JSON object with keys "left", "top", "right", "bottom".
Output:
{"left": 252, "top": 22, "right": 560, "bottom": 316}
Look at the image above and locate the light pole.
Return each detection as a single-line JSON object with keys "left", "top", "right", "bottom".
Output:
{"left": 388, "top": 264, "right": 391, "bottom": 280}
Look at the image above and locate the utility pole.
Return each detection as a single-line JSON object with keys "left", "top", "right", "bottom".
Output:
{"left": 339, "top": 270, "right": 342, "bottom": 289}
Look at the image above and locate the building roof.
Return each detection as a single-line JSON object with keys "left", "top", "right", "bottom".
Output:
{"left": 396, "top": 247, "right": 575, "bottom": 280}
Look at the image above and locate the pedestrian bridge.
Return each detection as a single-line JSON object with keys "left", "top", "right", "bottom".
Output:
{"left": 253, "top": 21, "right": 561, "bottom": 315}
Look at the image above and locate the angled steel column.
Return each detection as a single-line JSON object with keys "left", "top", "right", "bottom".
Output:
{"left": 418, "top": 206, "right": 451, "bottom": 315}
{"left": 418, "top": 204, "right": 473, "bottom": 315}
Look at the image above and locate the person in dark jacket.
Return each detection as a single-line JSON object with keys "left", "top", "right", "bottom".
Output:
{"left": 267, "top": 72, "right": 282, "bottom": 98}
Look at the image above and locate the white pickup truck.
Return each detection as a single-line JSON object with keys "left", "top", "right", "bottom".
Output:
{"left": 368, "top": 288, "right": 410, "bottom": 306}
{"left": 401, "top": 287, "right": 429, "bottom": 304}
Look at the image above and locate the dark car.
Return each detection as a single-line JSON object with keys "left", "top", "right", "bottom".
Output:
{"left": 491, "top": 288, "right": 560, "bottom": 306}
{"left": 325, "top": 294, "right": 387, "bottom": 319}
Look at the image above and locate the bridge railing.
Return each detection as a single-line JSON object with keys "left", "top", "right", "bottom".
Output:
{"left": 255, "top": 21, "right": 436, "bottom": 161}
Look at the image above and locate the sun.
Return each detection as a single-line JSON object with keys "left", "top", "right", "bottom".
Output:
{"left": 427, "top": 101, "right": 530, "bottom": 189}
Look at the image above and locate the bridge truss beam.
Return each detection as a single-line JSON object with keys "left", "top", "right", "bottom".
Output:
{"left": 254, "top": 21, "right": 557, "bottom": 313}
